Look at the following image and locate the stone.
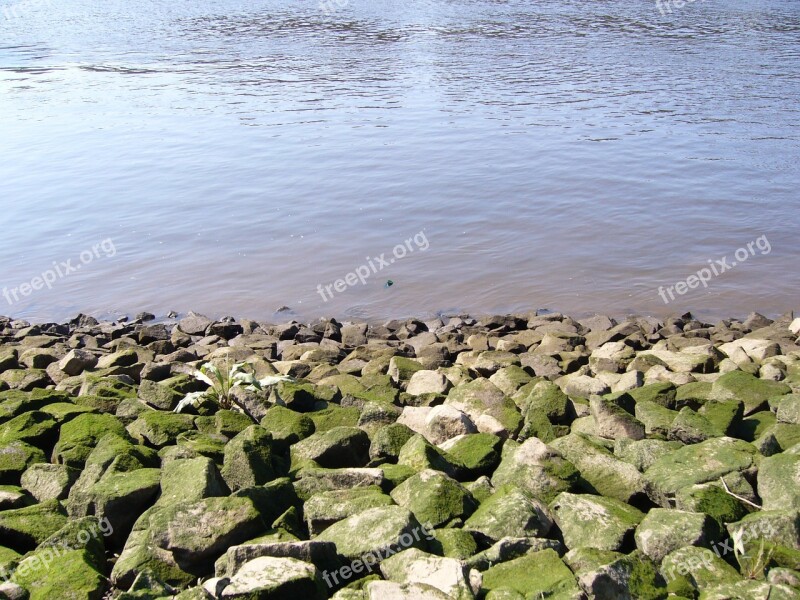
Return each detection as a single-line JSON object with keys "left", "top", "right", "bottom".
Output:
{"left": 52, "top": 413, "right": 128, "bottom": 467}
{"left": 390, "top": 469, "right": 477, "bottom": 528}
{"left": 464, "top": 484, "right": 552, "bottom": 543}
{"left": 388, "top": 357, "right": 424, "bottom": 385}
{"left": 558, "top": 374, "right": 610, "bottom": 398}
{"left": 215, "top": 540, "right": 339, "bottom": 578}
{"left": 674, "top": 482, "right": 748, "bottom": 529}
{"left": 126, "top": 411, "right": 196, "bottom": 448}
{"left": 369, "top": 423, "right": 416, "bottom": 463}
{"left": 315, "top": 506, "right": 427, "bottom": 562}
{"left": 219, "top": 556, "right": 325, "bottom": 599}
{"left": 613, "top": 438, "right": 683, "bottom": 472}
{"left": 0, "top": 411, "right": 58, "bottom": 447}
{"left": 11, "top": 548, "right": 106, "bottom": 600}
{"left": 304, "top": 487, "right": 394, "bottom": 535}
{"left": 67, "top": 467, "right": 161, "bottom": 548}
{"left": 590, "top": 341, "right": 635, "bottom": 373}
{"left": 425, "top": 405, "right": 477, "bottom": 444}
{"left": 380, "top": 548, "right": 475, "bottom": 600}
{"left": 0, "top": 499, "right": 69, "bottom": 552}
{"left": 549, "top": 492, "right": 645, "bottom": 551}
{"left": 481, "top": 549, "right": 581, "bottom": 598}
{"left": 660, "top": 546, "right": 741, "bottom": 593}
{"left": 776, "top": 394, "right": 800, "bottom": 425}
{"left": 291, "top": 427, "right": 370, "bottom": 469}
{"left": 445, "top": 378, "right": 522, "bottom": 437}
{"left": 178, "top": 313, "right": 212, "bottom": 336}
{"left": 491, "top": 438, "right": 578, "bottom": 503}
{"left": 406, "top": 370, "right": 451, "bottom": 396}
{"left": 634, "top": 508, "right": 719, "bottom": 563}
{"left": 151, "top": 496, "right": 267, "bottom": 575}
{"left": 643, "top": 437, "right": 758, "bottom": 505}
{"left": 591, "top": 396, "right": 645, "bottom": 440}
{"left": 758, "top": 452, "right": 800, "bottom": 510}
{"left": 439, "top": 433, "right": 502, "bottom": 478}
{"left": 57, "top": 349, "right": 98, "bottom": 376}
{"left": 709, "top": 370, "right": 790, "bottom": 415}
{"left": 668, "top": 407, "right": 723, "bottom": 444}
{"left": 260, "top": 406, "right": 315, "bottom": 451}
{"left": 550, "top": 433, "right": 647, "bottom": 503}
{"left": 0, "top": 369, "right": 51, "bottom": 391}
{"left": 222, "top": 425, "right": 278, "bottom": 492}
{"left": 397, "top": 435, "right": 465, "bottom": 480}
{"left": 20, "top": 463, "right": 79, "bottom": 501}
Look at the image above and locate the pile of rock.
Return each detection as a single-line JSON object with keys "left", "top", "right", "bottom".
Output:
{"left": 0, "top": 310, "right": 798, "bottom": 599}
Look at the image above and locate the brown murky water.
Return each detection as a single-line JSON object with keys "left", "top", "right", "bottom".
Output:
{"left": 1, "top": 0, "right": 798, "bottom": 323}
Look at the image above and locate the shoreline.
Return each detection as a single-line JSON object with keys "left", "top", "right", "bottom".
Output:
{"left": 0, "top": 308, "right": 798, "bottom": 598}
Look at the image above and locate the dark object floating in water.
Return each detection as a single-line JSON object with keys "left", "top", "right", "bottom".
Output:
{"left": 384, "top": 280, "right": 394, "bottom": 288}
{"left": 276, "top": 306, "right": 292, "bottom": 313}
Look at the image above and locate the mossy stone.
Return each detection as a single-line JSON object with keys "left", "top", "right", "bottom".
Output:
{"left": 734, "top": 411, "right": 777, "bottom": 442}
{"left": 550, "top": 491, "right": 644, "bottom": 551}
{"left": 175, "top": 430, "right": 229, "bottom": 463}
{"left": 428, "top": 528, "right": 478, "bottom": 559}
{"left": 674, "top": 482, "right": 749, "bottom": 529}
{"left": 464, "top": 484, "right": 552, "bottom": 542}
{"left": 0, "top": 441, "right": 46, "bottom": 485}
{"left": 308, "top": 406, "right": 360, "bottom": 432}
{"left": 369, "top": 423, "right": 415, "bottom": 463}
{"left": 0, "top": 499, "right": 69, "bottom": 552}
{"left": 709, "top": 371, "right": 791, "bottom": 415}
{"left": 643, "top": 437, "right": 758, "bottom": 501}
{"left": 442, "top": 433, "right": 503, "bottom": 477}
{"left": 316, "top": 505, "right": 425, "bottom": 562}
{"left": 550, "top": 432, "right": 646, "bottom": 503}
{"left": 0, "top": 411, "right": 58, "bottom": 447}
{"left": 660, "top": 546, "right": 741, "bottom": 592}
{"left": 291, "top": 426, "right": 370, "bottom": 469}
{"left": 304, "top": 486, "right": 394, "bottom": 535}
{"left": 481, "top": 548, "right": 581, "bottom": 597}
{"left": 221, "top": 425, "right": 278, "bottom": 491}
{"left": 52, "top": 413, "right": 129, "bottom": 467}
{"left": 390, "top": 469, "right": 477, "bottom": 528}
{"left": 628, "top": 382, "right": 678, "bottom": 409}
{"left": 260, "top": 405, "right": 315, "bottom": 451}
{"left": 11, "top": 548, "right": 105, "bottom": 600}
{"left": 397, "top": 435, "right": 465, "bottom": 480}
{"left": 39, "top": 402, "right": 95, "bottom": 424}
{"left": 698, "top": 399, "right": 744, "bottom": 436}
{"left": 126, "top": 411, "right": 196, "bottom": 448}
{"left": 675, "top": 381, "right": 713, "bottom": 407}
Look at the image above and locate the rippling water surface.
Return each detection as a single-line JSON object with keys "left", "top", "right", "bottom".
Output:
{"left": 1, "top": 0, "right": 798, "bottom": 323}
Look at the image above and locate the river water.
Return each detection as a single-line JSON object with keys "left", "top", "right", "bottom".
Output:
{"left": 1, "top": 0, "right": 798, "bottom": 324}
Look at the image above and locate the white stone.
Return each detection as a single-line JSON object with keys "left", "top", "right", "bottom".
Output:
{"left": 424, "top": 405, "right": 476, "bottom": 444}
{"left": 380, "top": 548, "right": 474, "bottom": 600}
{"left": 789, "top": 318, "right": 800, "bottom": 335}
{"left": 407, "top": 370, "right": 451, "bottom": 396}
{"left": 221, "top": 556, "right": 318, "bottom": 598}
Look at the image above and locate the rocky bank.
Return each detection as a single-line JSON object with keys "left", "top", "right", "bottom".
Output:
{"left": 0, "top": 310, "right": 799, "bottom": 600}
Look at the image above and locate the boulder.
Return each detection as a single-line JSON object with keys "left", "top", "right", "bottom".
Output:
{"left": 390, "top": 469, "right": 477, "bottom": 528}
{"left": 549, "top": 492, "right": 644, "bottom": 552}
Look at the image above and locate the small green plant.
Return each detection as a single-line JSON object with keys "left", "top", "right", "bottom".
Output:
{"left": 174, "top": 360, "right": 292, "bottom": 417}
{"left": 734, "top": 536, "right": 775, "bottom": 580}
